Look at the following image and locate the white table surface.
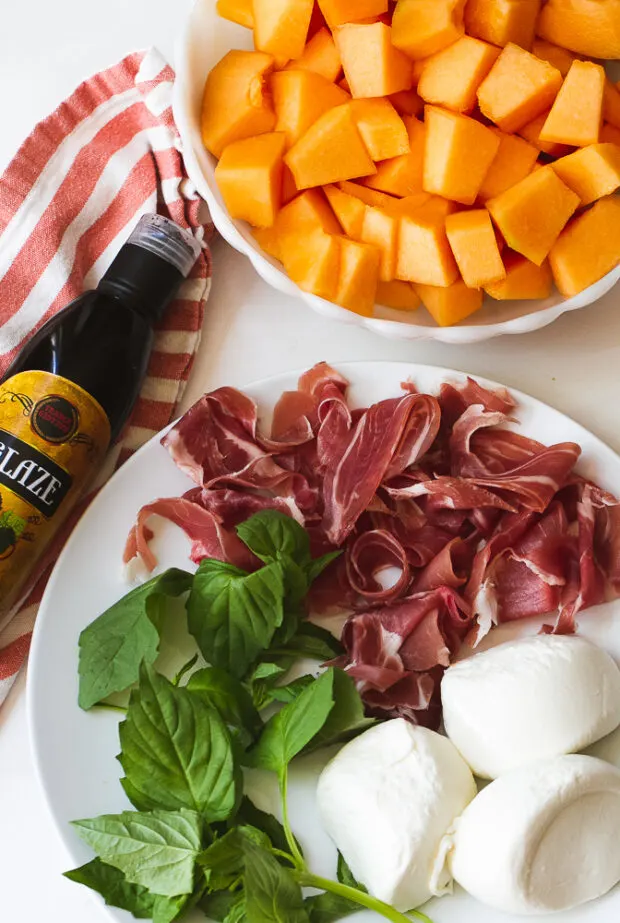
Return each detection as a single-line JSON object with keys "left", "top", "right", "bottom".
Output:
{"left": 1, "top": 1, "right": 620, "bottom": 920}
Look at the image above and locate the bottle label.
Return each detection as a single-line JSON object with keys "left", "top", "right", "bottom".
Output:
{"left": 0, "top": 372, "right": 111, "bottom": 611}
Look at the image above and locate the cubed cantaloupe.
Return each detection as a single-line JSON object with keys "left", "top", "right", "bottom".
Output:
{"left": 323, "top": 184, "right": 367, "bottom": 236}
{"left": 540, "top": 61, "right": 605, "bottom": 148}
{"left": 478, "top": 130, "right": 539, "bottom": 201}
{"left": 531, "top": 40, "right": 579, "bottom": 78}
{"left": 477, "top": 43, "right": 563, "bottom": 134}
{"left": 270, "top": 70, "right": 349, "bottom": 146}
{"left": 318, "top": 0, "right": 388, "bottom": 29}
{"left": 286, "top": 27, "right": 342, "bottom": 82}
{"left": 215, "top": 132, "right": 287, "bottom": 227}
{"left": 485, "top": 252, "right": 553, "bottom": 299}
{"left": 360, "top": 206, "right": 399, "bottom": 280}
{"left": 536, "top": 0, "right": 620, "bottom": 60}
{"left": 252, "top": 226, "right": 281, "bottom": 259}
{"left": 253, "top": 0, "right": 315, "bottom": 62}
{"left": 385, "top": 192, "right": 433, "bottom": 216}
{"left": 361, "top": 116, "right": 426, "bottom": 197}
{"left": 350, "top": 99, "right": 410, "bottom": 161}
{"left": 423, "top": 106, "right": 501, "bottom": 205}
{"left": 389, "top": 90, "right": 424, "bottom": 117}
{"left": 253, "top": 187, "right": 340, "bottom": 260}
{"left": 284, "top": 103, "right": 376, "bottom": 188}
{"left": 282, "top": 165, "right": 299, "bottom": 204}
{"left": 464, "top": 0, "right": 542, "bottom": 50}
{"left": 549, "top": 196, "right": 620, "bottom": 297}
{"left": 415, "top": 279, "right": 484, "bottom": 325}
{"left": 335, "top": 238, "right": 381, "bottom": 315}
{"left": 217, "top": 0, "right": 253, "bottom": 28}
{"left": 202, "top": 50, "right": 276, "bottom": 158}
{"left": 280, "top": 227, "right": 340, "bottom": 299}
{"left": 487, "top": 166, "right": 580, "bottom": 264}
{"left": 604, "top": 81, "right": 620, "bottom": 131}
{"left": 417, "top": 36, "right": 501, "bottom": 114}
{"left": 376, "top": 279, "right": 422, "bottom": 310}
{"left": 446, "top": 209, "right": 506, "bottom": 288}
{"left": 550, "top": 144, "right": 620, "bottom": 206}
{"left": 397, "top": 197, "right": 459, "bottom": 285}
{"left": 335, "top": 22, "right": 413, "bottom": 98}
{"left": 602, "top": 124, "right": 620, "bottom": 146}
{"left": 392, "top": 0, "right": 467, "bottom": 59}
{"left": 338, "top": 180, "right": 398, "bottom": 210}
{"left": 518, "top": 111, "right": 573, "bottom": 157}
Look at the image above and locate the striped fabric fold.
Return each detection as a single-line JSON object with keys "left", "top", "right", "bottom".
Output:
{"left": 0, "top": 48, "right": 213, "bottom": 705}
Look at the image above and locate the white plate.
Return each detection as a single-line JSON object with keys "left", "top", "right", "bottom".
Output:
{"left": 172, "top": 1, "right": 620, "bottom": 344}
{"left": 28, "top": 361, "right": 620, "bottom": 923}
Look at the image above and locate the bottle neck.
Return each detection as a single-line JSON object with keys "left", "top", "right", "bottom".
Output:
{"left": 98, "top": 243, "right": 186, "bottom": 322}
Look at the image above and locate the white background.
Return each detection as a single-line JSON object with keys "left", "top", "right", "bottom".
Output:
{"left": 1, "top": 1, "right": 620, "bottom": 920}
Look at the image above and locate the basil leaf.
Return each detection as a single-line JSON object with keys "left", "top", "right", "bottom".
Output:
{"left": 269, "top": 675, "right": 315, "bottom": 704}
{"left": 78, "top": 569, "right": 193, "bottom": 710}
{"left": 233, "top": 796, "right": 296, "bottom": 857}
{"left": 247, "top": 669, "right": 335, "bottom": 775}
{"left": 243, "top": 840, "right": 309, "bottom": 923}
{"left": 225, "top": 899, "right": 247, "bottom": 923}
{"left": 63, "top": 859, "right": 158, "bottom": 918}
{"left": 304, "top": 668, "right": 375, "bottom": 753}
{"left": 187, "top": 560, "right": 284, "bottom": 678}
{"left": 304, "top": 891, "right": 360, "bottom": 923}
{"left": 71, "top": 808, "right": 202, "bottom": 897}
{"left": 199, "top": 825, "right": 268, "bottom": 891}
{"left": 187, "top": 667, "right": 263, "bottom": 746}
{"left": 277, "top": 623, "right": 344, "bottom": 662}
{"left": 119, "top": 664, "right": 239, "bottom": 822}
{"left": 249, "top": 661, "right": 293, "bottom": 710}
{"left": 307, "top": 551, "right": 341, "bottom": 585}
{"left": 236, "top": 511, "right": 312, "bottom": 566}
{"left": 200, "top": 891, "right": 241, "bottom": 921}
{"left": 337, "top": 853, "right": 367, "bottom": 892}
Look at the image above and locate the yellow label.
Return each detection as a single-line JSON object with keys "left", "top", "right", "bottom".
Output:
{"left": 0, "top": 371, "right": 111, "bottom": 613}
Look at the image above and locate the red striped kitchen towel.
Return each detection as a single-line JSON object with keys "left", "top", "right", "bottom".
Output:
{"left": 0, "top": 49, "right": 213, "bottom": 706}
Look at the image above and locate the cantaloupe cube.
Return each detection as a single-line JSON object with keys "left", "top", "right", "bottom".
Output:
{"left": 531, "top": 40, "right": 579, "bottom": 78}
{"left": 338, "top": 181, "right": 398, "bottom": 210}
{"left": 478, "top": 130, "right": 539, "bottom": 201}
{"left": 464, "top": 0, "right": 542, "bottom": 50}
{"left": 477, "top": 44, "right": 563, "bottom": 134}
{"left": 536, "top": 0, "right": 620, "bottom": 60}
{"left": 287, "top": 28, "right": 342, "bottom": 82}
{"left": 284, "top": 104, "right": 376, "bottom": 188}
{"left": 360, "top": 206, "right": 399, "bottom": 280}
{"left": 282, "top": 165, "right": 299, "bottom": 204}
{"left": 323, "top": 184, "right": 367, "bottom": 237}
{"left": 318, "top": 0, "right": 388, "bottom": 29}
{"left": 202, "top": 51, "right": 276, "bottom": 158}
{"left": 602, "top": 124, "right": 620, "bottom": 147}
{"left": 540, "top": 61, "right": 605, "bottom": 148}
{"left": 485, "top": 251, "right": 553, "bottom": 299}
{"left": 349, "top": 99, "right": 410, "bottom": 162}
{"left": 253, "top": 188, "right": 339, "bottom": 260}
{"left": 550, "top": 144, "right": 620, "bottom": 207}
{"left": 252, "top": 226, "right": 281, "bottom": 259}
{"left": 415, "top": 279, "right": 484, "bottom": 326}
{"left": 417, "top": 37, "right": 501, "bottom": 114}
{"left": 487, "top": 166, "right": 580, "bottom": 265}
{"left": 518, "top": 111, "right": 573, "bottom": 157}
{"left": 389, "top": 90, "right": 424, "bottom": 117}
{"left": 335, "top": 238, "right": 381, "bottom": 315}
{"left": 549, "top": 197, "right": 620, "bottom": 297}
{"left": 217, "top": 0, "right": 253, "bottom": 28}
{"left": 335, "top": 23, "right": 413, "bottom": 99}
{"left": 280, "top": 227, "right": 341, "bottom": 299}
{"left": 392, "top": 0, "right": 466, "bottom": 59}
{"left": 386, "top": 192, "right": 433, "bottom": 216}
{"left": 270, "top": 70, "right": 349, "bottom": 147}
{"left": 361, "top": 116, "right": 426, "bottom": 197}
{"left": 253, "top": 0, "right": 314, "bottom": 62}
{"left": 376, "top": 279, "right": 422, "bottom": 310}
{"left": 604, "top": 81, "right": 620, "bottom": 131}
{"left": 397, "top": 197, "right": 459, "bottom": 285}
{"left": 446, "top": 209, "right": 506, "bottom": 288}
{"left": 423, "top": 106, "right": 501, "bottom": 205}
{"left": 215, "top": 132, "right": 287, "bottom": 227}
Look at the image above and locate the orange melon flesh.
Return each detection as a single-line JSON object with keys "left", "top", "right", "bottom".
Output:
{"left": 604, "top": 81, "right": 620, "bottom": 131}
{"left": 338, "top": 180, "right": 398, "bottom": 210}
{"left": 361, "top": 116, "right": 426, "bottom": 197}
{"left": 602, "top": 124, "right": 620, "bottom": 146}
{"left": 270, "top": 70, "right": 349, "bottom": 147}
{"left": 549, "top": 197, "right": 620, "bottom": 297}
{"left": 536, "top": 0, "right": 620, "bottom": 60}
{"left": 478, "top": 130, "right": 539, "bottom": 201}
{"left": 518, "top": 111, "right": 573, "bottom": 157}
{"left": 216, "top": 0, "right": 254, "bottom": 28}
{"left": 540, "top": 61, "right": 605, "bottom": 148}
{"left": 335, "top": 23, "right": 414, "bottom": 99}
{"left": 415, "top": 279, "right": 484, "bottom": 326}
{"left": 253, "top": 0, "right": 315, "bottom": 62}
{"left": 392, "top": 0, "right": 466, "bottom": 60}
{"left": 445, "top": 209, "right": 506, "bottom": 288}
{"left": 550, "top": 144, "right": 620, "bottom": 207}
{"left": 201, "top": 50, "right": 276, "bottom": 158}
{"left": 280, "top": 227, "right": 341, "bottom": 300}
{"left": 423, "top": 106, "right": 501, "bottom": 205}
{"left": 287, "top": 27, "right": 342, "bottom": 82}
{"left": 323, "top": 184, "right": 367, "bottom": 237}
{"left": 284, "top": 104, "right": 376, "bottom": 189}
{"left": 252, "top": 188, "right": 340, "bottom": 260}
{"left": 335, "top": 238, "right": 381, "bottom": 315}
{"left": 396, "top": 197, "right": 459, "bottom": 286}
{"left": 477, "top": 43, "right": 563, "bottom": 134}
{"left": 360, "top": 206, "right": 399, "bottom": 280}
{"left": 350, "top": 99, "right": 410, "bottom": 161}
{"left": 385, "top": 193, "right": 433, "bottom": 216}
{"left": 485, "top": 252, "right": 553, "bottom": 300}
{"left": 376, "top": 279, "right": 422, "bottom": 310}
{"left": 318, "top": 0, "right": 388, "bottom": 29}
{"left": 417, "top": 36, "right": 501, "bottom": 114}
{"left": 252, "top": 226, "right": 281, "bottom": 259}
{"left": 531, "top": 40, "right": 579, "bottom": 78}
{"left": 389, "top": 90, "right": 424, "bottom": 118}
{"left": 487, "top": 166, "right": 580, "bottom": 265}
{"left": 281, "top": 164, "right": 299, "bottom": 204}
{"left": 215, "top": 132, "right": 287, "bottom": 227}
{"left": 464, "top": 0, "right": 542, "bottom": 50}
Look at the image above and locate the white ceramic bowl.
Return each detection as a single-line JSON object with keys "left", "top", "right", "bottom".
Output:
{"left": 173, "top": 0, "right": 620, "bottom": 343}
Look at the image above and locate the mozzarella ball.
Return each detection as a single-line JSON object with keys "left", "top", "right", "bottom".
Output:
{"left": 316, "top": 718, "right": 476, "bottom": 911}
{"left": 442, "top": 635, "right": 620, "bottom": 779}
{"left": 451, "top": 754, "right": 620, "bottom": 915}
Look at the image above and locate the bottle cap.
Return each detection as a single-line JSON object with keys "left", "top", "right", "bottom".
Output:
{"left": 128, "top": 214, "right": 202, "bottom": 278}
